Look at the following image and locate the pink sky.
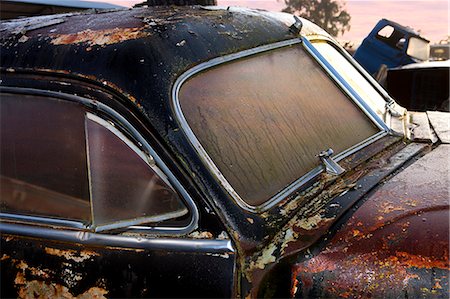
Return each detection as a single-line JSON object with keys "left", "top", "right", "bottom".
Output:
{"left": 97, "top": 0, "right": 448, "bottom": 43}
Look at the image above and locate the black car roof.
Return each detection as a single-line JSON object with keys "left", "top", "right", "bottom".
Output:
{"left": 0, "top": 7, "right": 331, "bottom": 128}
{"left": 1, "top": 6, "right": 297, "bottom": 127}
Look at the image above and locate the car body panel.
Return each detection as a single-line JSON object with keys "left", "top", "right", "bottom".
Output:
{"left": 1, "top": 228, "right": 236, "bottom": 298}
{"left": 291, "top": 145, "right": 449, "bottom": 298}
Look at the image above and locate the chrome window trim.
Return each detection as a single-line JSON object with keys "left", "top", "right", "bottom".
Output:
{"left": 0, "top": 222, "right": 234, "bottom": 253}
{"left": 0, "top": 86, "right": 199, "bottom": 235}
{"left": 172, "top": 38, "right": 389, "bottom": 213}
{"left": 0, "top": 213, "right": 86, "bottom": 230}
{"left": 302, "top": 38, "right": 390, "bottom": 131}
{"left": 308, "top": 36, "right": 397, "bottom": 106}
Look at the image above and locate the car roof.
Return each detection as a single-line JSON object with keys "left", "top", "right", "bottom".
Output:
{"left": 0, "top": 6, "right": 330, "bottom": 136}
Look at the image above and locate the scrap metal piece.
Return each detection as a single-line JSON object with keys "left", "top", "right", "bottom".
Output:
{"left": 318, "top": 148, "right": 345, "bottom": 175}
{"left": 427, "top": 111, "right": 450, "bottom": 143}
{"left": 409, "top": 111, "right": 438, "bottom": 143}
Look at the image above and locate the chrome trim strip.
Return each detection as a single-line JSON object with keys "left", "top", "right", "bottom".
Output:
{"left": 0, "top": 222, "right": 234, "bottom": 253}
{"left": 172, "top": 38, "right": 389, "bottom": 213}
{"left": 93, "top": 210, "right": 188, "bottom": 233}
{"left": 0, "top": 87, "right": 199, "bottom": 235}
{"left": 0, "top": 213, "right": 86, "bottom": 229}
{"left": 301, "top": 38, "right": 390, "bottom": 131}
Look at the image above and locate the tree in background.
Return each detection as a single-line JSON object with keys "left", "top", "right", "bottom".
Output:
{"left": 282, "top": 0, "right": 351, "bottom": 37}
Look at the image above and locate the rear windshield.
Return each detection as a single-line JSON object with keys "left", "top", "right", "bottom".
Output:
{"left": 178, "top": 45, "right": 379, "bottom": 207}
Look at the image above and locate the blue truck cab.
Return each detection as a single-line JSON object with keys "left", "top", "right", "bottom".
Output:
{"left": 354, "top": 19, "right": 429, "bottom": 75}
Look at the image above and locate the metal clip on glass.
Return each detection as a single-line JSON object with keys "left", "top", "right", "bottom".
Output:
{"left": 318, "top": 148, "right": 345, "bottom": 175}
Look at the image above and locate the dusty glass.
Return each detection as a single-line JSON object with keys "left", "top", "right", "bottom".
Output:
{"left": 179, "top": 45, "right": 379, "bottom": 206}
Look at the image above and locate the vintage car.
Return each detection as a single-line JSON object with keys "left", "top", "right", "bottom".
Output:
{"left": 0, "top": 6, "right": 449, "bottom": 298}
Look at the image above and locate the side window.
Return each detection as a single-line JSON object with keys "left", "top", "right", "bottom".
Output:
{"left": 376, "top": 25, "right": 406, "bottom": 50}
{"left": 0, "top": 93, "right": 91, "bottom": 222}
{"left": 86, "top": 114, "right": 188, "bottom": 231}
{"left": 377, "top": 25, "right": 394, "bottom": 39}
{"left": 0, "top": 92, "right": 188, "bottom": 231}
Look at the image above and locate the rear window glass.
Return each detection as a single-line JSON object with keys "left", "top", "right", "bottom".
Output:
{"left": 178, "top": 45, "right": 379, "bottom": 207}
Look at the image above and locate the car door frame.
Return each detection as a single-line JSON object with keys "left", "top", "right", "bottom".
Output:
{"left": 0, "top": 80, "right": 237, "bottom": 298}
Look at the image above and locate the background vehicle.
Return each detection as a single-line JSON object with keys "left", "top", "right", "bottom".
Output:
{"left": 354, "top": 18, "right": 429, "bottom": 75}
{"left": 354, "top": 19, "right": 448, "bottom": 112}
{"left": 1, "top": 6, "right": 449, "bottom": 298}
{"left": 386, "top": 60, "right": 449, "bottom": 111}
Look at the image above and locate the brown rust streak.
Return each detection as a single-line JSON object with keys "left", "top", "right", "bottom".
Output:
{"left": 51, "top": 27, "right": 150, "bottom": 47}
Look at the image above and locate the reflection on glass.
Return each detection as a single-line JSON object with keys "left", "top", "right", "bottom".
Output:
{"left": 312, "top": 41, "right": 387, "bottom": 118}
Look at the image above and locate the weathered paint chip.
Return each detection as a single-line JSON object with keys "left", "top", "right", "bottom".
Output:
{"left": 51, "top": 27, "right": 150, "bottom": 47}
{"left": 44, "top": 247, "right": 99, "bottom": 262}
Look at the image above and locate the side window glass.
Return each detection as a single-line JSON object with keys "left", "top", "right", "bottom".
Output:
{"left": 377, "top": 25, "right": 394, "bottom": 38}
{"left": 0, "top": 93, "right": 91, "bottom": 222}
{"left": 86, "top": 114, "right": 188, "bottom": 231}
{"left": 0, "top": 92, "right": 189, "bottom": 231}
{"left": 376, "top": 25, "right": 406, "bottom": 50}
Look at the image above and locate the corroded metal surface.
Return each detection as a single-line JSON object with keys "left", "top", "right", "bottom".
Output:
{"left": 1, "top": 234, "right": 236, "bottom": 298}
{"left": 1, "top": 7, "right": 449, "bottom": 298}
{"left": 291, "top": 145, "right": 449, "bottom": 298}
{"left": 246, "top": 142, "right": 430, "bottom": 297}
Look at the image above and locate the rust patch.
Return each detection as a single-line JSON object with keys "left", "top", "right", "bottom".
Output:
{"left": 5, "top": 236, "right": 15, "bottom": 241}
{"left": 12, "top": 259, "right": 107, "bottom": 299}
{"left": 291, "top": 146, "right": 450, "bottom": 298}
{"left": 248, "top": 243, "right": 277, "bottom": 273}
{"left": 1, "top": 254, "right": 11, "bottom": 261}
{"left": 44, "top": 247, "right": 99, "bottom": 262}
{"left": 188, "top": 231, "right": 214, "bottom": 239}
{"left": 51, "top": 27, "right": 150, "bottom": 47}
{"left": 17, "top": 279, "right": 107, "bottom": 299}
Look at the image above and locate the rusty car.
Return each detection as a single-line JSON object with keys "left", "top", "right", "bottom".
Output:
{"left": 0, "top": 5, "right": 449, "bottom": 298}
